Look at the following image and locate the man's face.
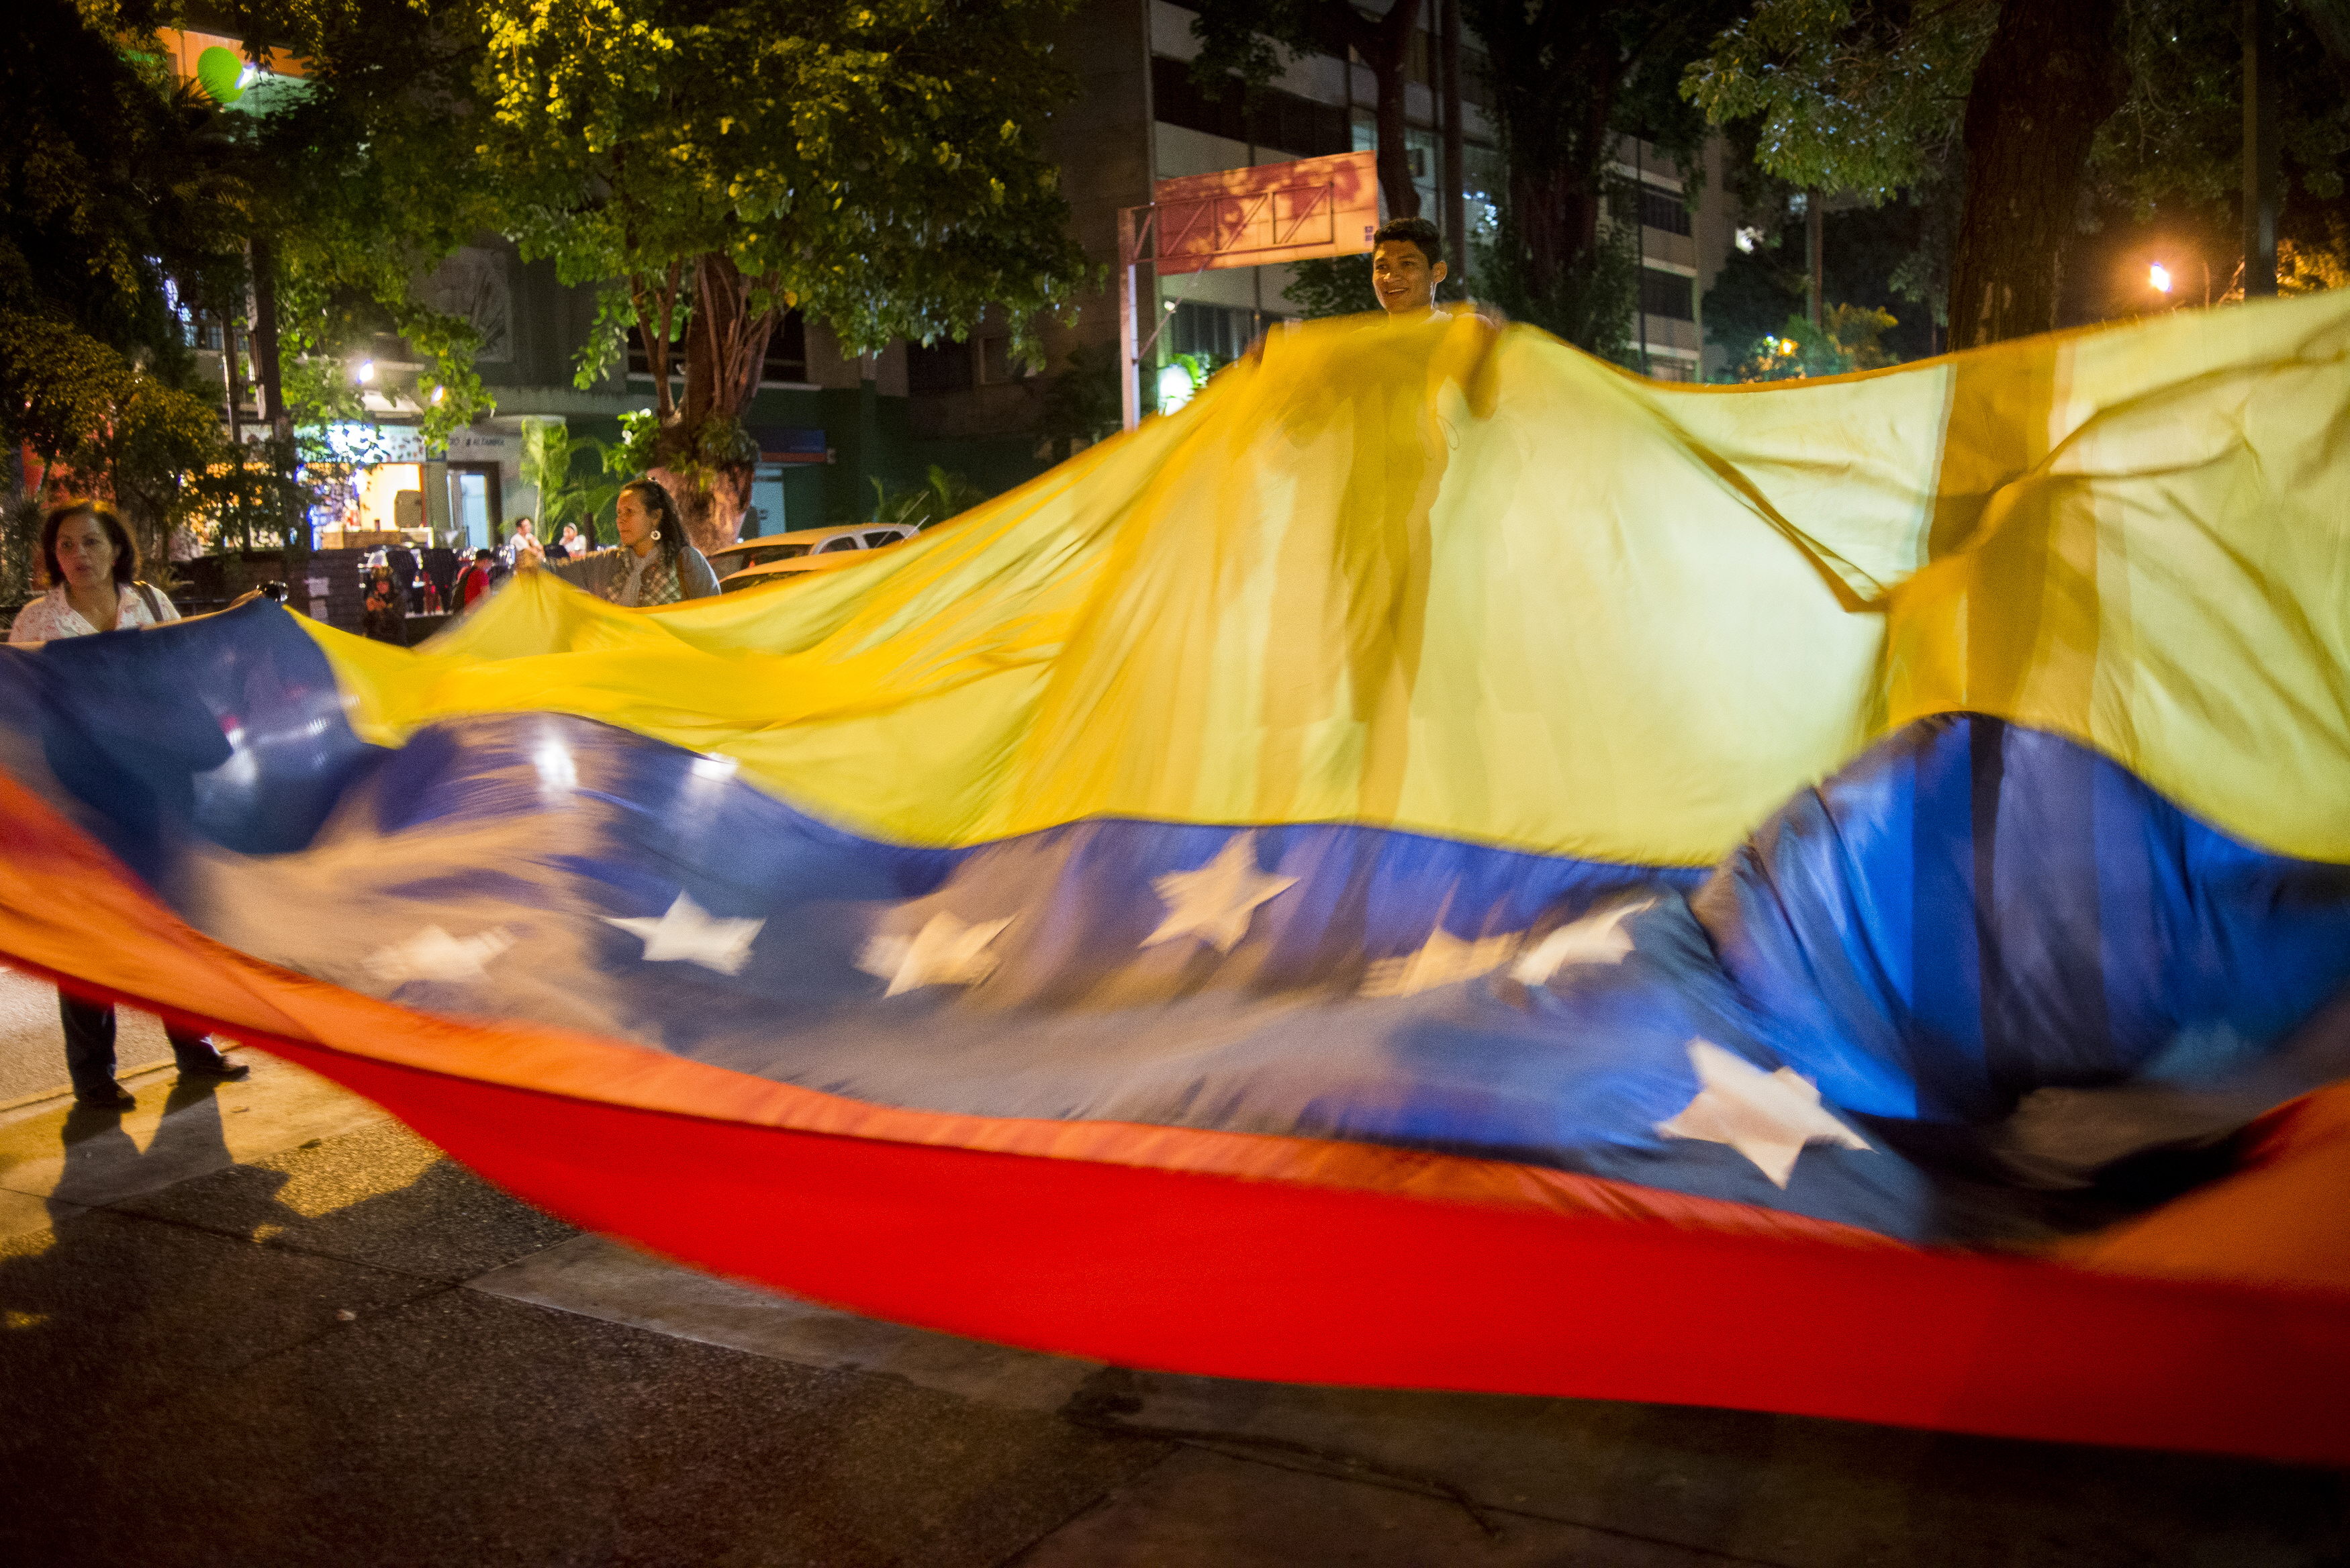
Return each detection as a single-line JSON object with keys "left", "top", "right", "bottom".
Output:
{"left": 1371, "top": 240, "right": 1446, "bottom": 314}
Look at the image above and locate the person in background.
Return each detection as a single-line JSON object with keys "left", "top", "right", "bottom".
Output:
{"left": 5, "top": 500, "right": 250, "bottom": 1107}
{"left": 454, "top": 547, "right": 499, "bottom": 609}
{"left": 531, "top": 480, "right": 718, "bottom": 605}
{"left": 500, "top": 516, "right": 538, "bottom": 569}
{"left": 361, "top": 556, "right": 405, "bottom": 643}
{"left": 547, "top": 522, "right": 582, "bottom": 562}
{"left": 387, "top": 540, "right": 422, "bottom": 614}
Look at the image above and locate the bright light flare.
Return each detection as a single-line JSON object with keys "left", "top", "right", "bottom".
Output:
{"left": 355, "top": 360, "right": 377, "bottom": 383}
{"left": 2148, "top": 263, "right": 2173, "bottom": 295}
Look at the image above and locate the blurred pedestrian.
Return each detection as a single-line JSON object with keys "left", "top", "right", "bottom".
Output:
{"left": 500, "top": 516, "right": 538, "bottom": 570}
{"left": 5, "top": 501, "right": 248, "bottom": 1107}
{"left": 547, "top": 522, "right": 582, "bottom": 562}
{"left": 361, "top": 558, "right": 404, "bottom": 643}
{"left": 454, "top": 548, "right": 499, "bottom": 609}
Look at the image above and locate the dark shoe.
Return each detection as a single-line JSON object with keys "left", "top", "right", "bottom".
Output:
{"left": 75, "top": 1082, "right": 136, "bottom": 1110}
{"left": 177, "top": 1053, "right": 250, "bottom": 1083}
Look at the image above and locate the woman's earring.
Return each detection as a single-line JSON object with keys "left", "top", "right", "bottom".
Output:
{"left": 651, "top": 528, "right": 661, "bottom": 541}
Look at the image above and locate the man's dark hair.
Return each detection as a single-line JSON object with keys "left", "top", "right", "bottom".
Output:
{"left": 473, "top": 548, "right": 494, "bottom": 562}
{"left": 1371, "top": 216, "right": 1444, "bottom": 267}
{"left": 40, "top": 501, "right": 138, "bottom": 589}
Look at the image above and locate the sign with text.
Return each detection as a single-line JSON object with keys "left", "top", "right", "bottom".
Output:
{"left": 1139, "top": 150, "right": 1378, "bottom": 275}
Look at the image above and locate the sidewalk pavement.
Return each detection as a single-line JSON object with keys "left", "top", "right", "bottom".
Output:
{"left": 1, "top": 1041, "right": 2343, "bottom": 1566}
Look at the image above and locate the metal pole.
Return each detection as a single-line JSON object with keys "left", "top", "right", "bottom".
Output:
{"left": 2244, "top": 0, "right": 2280, "bottom": 297}
{"left": 1118, "top": 208, "right": 1142, "bottom": 432}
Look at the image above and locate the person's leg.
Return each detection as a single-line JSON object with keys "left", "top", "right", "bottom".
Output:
{"left": 58, "top": 991, "right": 125, "bottom": 1102}
{"left": 168, "top": 1021, "right": 248, "bottom": 1081}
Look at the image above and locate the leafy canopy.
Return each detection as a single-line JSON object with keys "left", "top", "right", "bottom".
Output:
{"left": 1685, "top": 0, "right": 2350, "bottom": 215}
{"left": 463, "top": 0, "right": 1097, "bottom": 381}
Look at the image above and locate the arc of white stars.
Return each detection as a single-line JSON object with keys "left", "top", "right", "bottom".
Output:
{"left": 363, "top": 924, "right": 515, "bottom": 986}
{"left": 604, "top": 893, "right": 765, "bottom": 975}
{"left": 1655, "top": 1038, "right": 1871, "bottom": 1188}
{"left": 1510, "top": 897, "right": 1654, "bottom": 985}
{"left": 859, "top": 911, "right": 1014, "bottom": 997}
{"left": 1142, "top": 832, "right": 1299, "bottom": 954}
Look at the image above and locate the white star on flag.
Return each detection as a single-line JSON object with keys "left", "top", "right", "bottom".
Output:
{"left": 363, "top": 925, "right": 515, "bottom": 986}
{"left": 859, "top": 911, "right": 1015, "bottom": 996}
{"left": 1361, "top": 927, "right": 1521, "bottom": 997}
{"left": 1510, "top": 898, "right": 1653, "bottom": 984}
{"left": 1656, "top": 1038, "right": 1871, "bottom": 1188}
{"left": 1142, "top": 832, "right": 1299, "bottom": 953}
{"left": 604, "top": 893, "right": 764, "bottom": 975}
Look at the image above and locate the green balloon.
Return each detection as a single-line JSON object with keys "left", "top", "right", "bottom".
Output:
{"left": 196, "top": 46, "right": 245, "bottom": 105}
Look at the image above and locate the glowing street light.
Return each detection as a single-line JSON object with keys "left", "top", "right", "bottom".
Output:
{"left": 355, "top": 360, "right": 377, "bottom": 383}
{"left": 2148, "top": 262, "right": 2174, "bottom": 295}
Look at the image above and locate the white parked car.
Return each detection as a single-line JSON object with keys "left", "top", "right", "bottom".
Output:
{"left": 706, "top": 524, "right": 919, "bottom": 593}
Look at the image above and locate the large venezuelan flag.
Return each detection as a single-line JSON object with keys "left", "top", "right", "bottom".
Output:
{"left": 5, "top": 295, "right": 2350, "bottom": 1463}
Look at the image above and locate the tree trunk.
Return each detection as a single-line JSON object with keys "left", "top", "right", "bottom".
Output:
{"left": 1946, "top": 0, "right": 2126, "bottom": 350}
{"left": 246, "top": 237, "right": 288, "bottom": 436}
{"left": 1371, "top": 54, "right": 1418, "bottom": 217}
{"left": 1339, "top": 0, "right": 1425, "bottom": 220}
{"left": 649, "top": 252, "right": 778, "bottom": 556}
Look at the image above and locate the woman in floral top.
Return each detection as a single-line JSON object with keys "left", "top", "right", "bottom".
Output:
{"left": 4, "top": 501, "right": 250, "bottom": 1106}
{"left": 7, "top": 500, "right": 182, "bottom": 643}
{"left": 534, "top": 479, "right": 719, "bottom": 606}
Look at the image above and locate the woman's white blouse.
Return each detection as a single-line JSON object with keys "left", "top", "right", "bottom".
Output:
{"left": 7, "top": 584, "right": 181, "bottom": 644}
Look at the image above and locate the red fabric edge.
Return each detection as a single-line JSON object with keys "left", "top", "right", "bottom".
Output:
{"left": 6, "top": 777, "right": 2350, "bottom": 1462}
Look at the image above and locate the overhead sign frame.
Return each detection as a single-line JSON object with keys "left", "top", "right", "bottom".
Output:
{"left": 1116, "top": 150, "right": 1380, "bottom": 430}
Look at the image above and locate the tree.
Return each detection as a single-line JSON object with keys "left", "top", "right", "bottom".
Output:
{"left": 1685, "top": 0, "right": 2350, "bottom": 348}
{"left": 464, "top": 0, "right": 1096, "bottom": 552}
{"left": 1185, "top": 0, "right": 1427, "bottom": 219}
{"left": 520, "top": 420, "right": 625, "bottom": 548}
{"left": 0, "top": 0, "right": 265, "bottom": 570}
{"left": 1733, "top": 301, "right": 1898, "bottom": 381}
{"left": 1460, "top": 0, "right": 1742, "bottom": 353}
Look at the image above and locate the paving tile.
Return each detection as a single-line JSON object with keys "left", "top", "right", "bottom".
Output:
{"left": 0, "top": 1206, "right": 438, "bottom": 1462}
{"left": 115, "top": 1120, "right": 577, "bottom": 1283}
{"left": 1, "top": 1285, "right": 1168, "bottom": 1568}
{"left": 1063, "top": 1369, "right": 2348, "bottom": 1568}
{"left": 1010, "top": 1444, "right": 1739, "bottom": 1567}
{"left": 0, "top": 1052, "right": 387, "bottom": 1208}
{"left": 0, "top": 965, "right": 179, "bottom": 1104}
{"left": 470, "top": 1232, "right": 1098, "bottom": 1412}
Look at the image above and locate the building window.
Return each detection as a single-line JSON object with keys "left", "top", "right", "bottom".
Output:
{"left": 1613, "top": 181, "right": 1693, "bottom": 238}
{"left": 1639, "top": 268, "right": 1695, "bottom": 322}
{"left": 1647, "top": 358, "right": 1697, "bottom": 383}
{"left": 1151, "top": 56, "right": 1350, "bottom": 158}
{"left": 978, "top": 336, "right": 1022, "bottom": 385}
{"left": 1168, "top": 301, "right": 1259, "bottom": 362}
{"left": 630, "top": 309, "right": 807, "bottom": 383}
{"left": 906, "top": 338, "right": 974, "bottom": 395}
{"left": 763, "top": 310, "right": 808, "bottom": 384}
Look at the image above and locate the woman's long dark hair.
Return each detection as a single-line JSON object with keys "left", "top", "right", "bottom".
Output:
{"left": 40, "top": 501, "right": 138, "bottom": 589}
{"left": 618, "top": 479, "right": 684, "bottom": 568}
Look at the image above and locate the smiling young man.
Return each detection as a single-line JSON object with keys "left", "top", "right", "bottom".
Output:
{"left": 1369, "top": 216, "right": 1448, "bottom": 318}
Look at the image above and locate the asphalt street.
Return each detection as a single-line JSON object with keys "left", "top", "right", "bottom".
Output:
{"left": 1, "top": 965, "right": 2343, "bottom": 1567}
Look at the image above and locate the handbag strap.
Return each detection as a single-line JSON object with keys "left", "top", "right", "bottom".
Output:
{"left": 132, "top": 581, "right": 164, "bottom": 622}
